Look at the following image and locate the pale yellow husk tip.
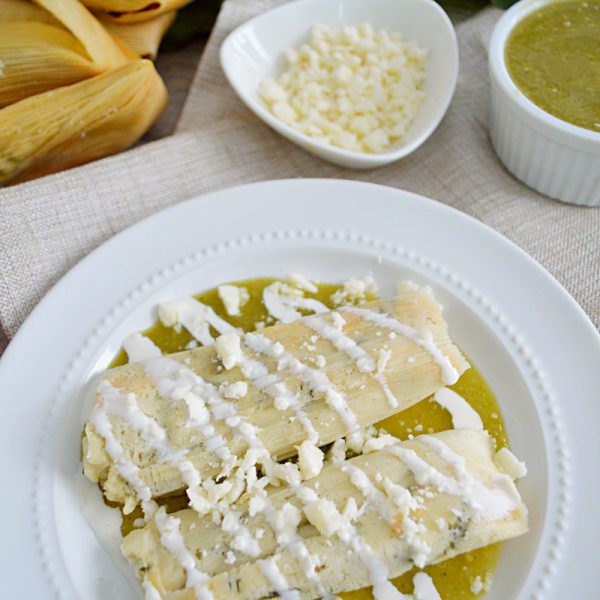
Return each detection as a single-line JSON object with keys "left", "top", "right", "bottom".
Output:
{"left": 100, "top": 11, "right": 176, "bottom": 58}
{"left": 0, "top": 59, "right": 168, "bottom": 185}
{"left": 0, "top": 21, "right": 102, "bottom": 108}
{"left": 88, "top": 0, "right": 191, "bottom": 23}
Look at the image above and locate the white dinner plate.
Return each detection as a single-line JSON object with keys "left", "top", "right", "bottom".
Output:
{"left": 1, "top": 179, "right": 598, "bottom": 600}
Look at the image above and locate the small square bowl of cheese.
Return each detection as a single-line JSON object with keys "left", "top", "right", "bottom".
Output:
{"left": 220, "top": 0, "right": 458, "bottom": 169}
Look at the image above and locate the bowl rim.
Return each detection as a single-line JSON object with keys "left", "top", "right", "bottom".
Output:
{"left": 219, "top": 0, "right": 459, "bottom": 166}
{"left": 489, "top": 0, "right": 600, "bottom": 145}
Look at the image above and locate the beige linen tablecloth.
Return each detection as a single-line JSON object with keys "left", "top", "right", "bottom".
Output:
{"left": 0, "top": 0, "right": 598, "bottom": 353}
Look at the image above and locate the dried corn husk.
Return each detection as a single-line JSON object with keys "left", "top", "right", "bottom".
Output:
{"left": 33, "top": 0, "right": 132, "bottom": 69}
{"left": 0, "top": 59, "right": 168, "bottom": 185}
{"left": 89, "top": 0, "right": 191, "bottom": 23}
{"left": 0, "top": 0, "right": 175, "bottom": 60}
{"left": 100, "top": 12, "right": 176, "bottom": 58}
{"left": 0, "top": 0, "right": 60, "bottom": 25}
{"left": 0, "top": 22, "right": 101, "bottom": 108}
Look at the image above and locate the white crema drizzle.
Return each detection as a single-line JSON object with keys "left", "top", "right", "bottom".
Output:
{"left": 244, "top": 332, "right": 359, "bottom": 432}
{"left": 154, "top": 507, "right": 214, "bottom": 600}
{"left": 158, "top": 297, "right": 236, "bottom": 346}
{"left": 433, "top": 388, "right": 483, "bottom": 430}
{"left": 257, "top": 555, "right": 301, "bottom": 600}
{"left": 292, "top": 484, "right": 405, "bottom": 600}
{"left": 262, "top": 282, "right": 328, "bottom": 324}
{"left": 388, "top": 436, "right": 519, "bottom": 520}
{"left": 340, "top": 306, "right": 460, "bottom": 385}
{"left": 303, "top": 314, "right": 399, "bottom": 409}
{"left": 88, "top": 380, "right": 153, "bottom": 503}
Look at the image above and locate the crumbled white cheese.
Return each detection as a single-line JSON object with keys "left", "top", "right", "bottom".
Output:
{"left": 218, "top": 285, "right": 249, "bottom": 317}
{"left": 377, "top": 348, "right": 392, "bottom": 374}
{"left": 328, "top": 438, "right": 346, "bottom": 464}
{"left": 260, "top": 24, "right": 427, "bottom": 154}
{"left": 286, "top": 272, "right": 318, "bottom": 293}
{"left": 273, "top": 502, "right": 302, "bottom": 544}
{"left": 296, "top": 440, "right": 325, "bottom": 479}
{"left": 362, "top": 433, "right": 399, "bottom": 454}
{"left": 346, "top": 429, "right": 364, "bottom": 454}
{"left": 225, "top": 551, "right": 237, "bottom": 565}
{"left": 203, "top": 479, "right": 233, "bottom": 504}
{"left": 249, "top": 494, "right": 267, "bottom": 517}
{"left": 157, "top": 301, "right": 180, "bottom": 327}
{"left": 187, "top": 487, "right": 212, "bottom": 515}
{"left": 215, "top": 333, "right": 242, "bottom": 370}
{"left": 303, "top": 498, "right": 346, "bottom": 537}
{"left": 219, "top": 381, "right": 248, "bottom": 399}
{"left": 331, "top": 275, "right": 378, "bottom": 306}
{"left": 470, "top": 575, "right": 484, "bottom": 595}
{"left": 495, "top": 447, "right": 528, "bottom": 480}
{"left": 267, "top": 461, "right": 301, "bottom": 486}
{"left": 342, "top": 497, "right": 360, "bottom": 522}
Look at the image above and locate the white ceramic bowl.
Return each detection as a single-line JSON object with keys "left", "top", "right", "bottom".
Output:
{"left": 220, "top": 0, "right": 458, "bottom": 169}
{"left": 489, "top": 0, "right": 600, "bottom": 206}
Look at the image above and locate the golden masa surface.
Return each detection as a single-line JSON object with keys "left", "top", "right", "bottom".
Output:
{"left": 110, "top": 277, "right": 508, "bottom": 599}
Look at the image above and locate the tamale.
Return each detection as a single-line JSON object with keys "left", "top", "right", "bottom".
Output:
{"left": 0, "top": 59, "right": 167, "bottom": 185}
{"left": 82, "top": 284, "right": 469, "bottom": 509}
{"left": 121, "top": 430, "right": 528, "bottom": 599}
{"left": 0, "top": 22, "right": 101, "bottom": 108}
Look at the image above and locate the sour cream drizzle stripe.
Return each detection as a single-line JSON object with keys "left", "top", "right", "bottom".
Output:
{"left": 340, "top": 307, "right": 460, "bottom": 385}
{"left": 303, "top": 314, "right": 375, "bottom": 372}
{"left": 144, "top": 357, "right": 236, "bottom": 477}
{"left": 88, "top": 385, "right": 152, "bottom": 502}
{"left": 253, "top": 491, "right": 326, "bottom": 595}
{"left": 154, "top": 508, "right": 214, "bottom": 600}
{"left": 387, "top": 438, "right": 518, "bottom": 519}
{"left": 432, "top": 388, "right": 483, "bottom": 430}
{"left": 238, "top": 354, "right": 319, "bottom": 444}
{"left": 159, "top": 297, "right": 236, "bottom": 346}
{"left": 303, "top": 314, "right": 399, "bottom": 408}
{"left": 292, "top": 484, "right": 405, "bottom": 600}
{"left": 95, "top": 376, "right": 228, "bottom": 516}
{"left": 257, "top": 556, "right": 301, "bottom": 600}
{"left": 244, "top": 332, "right": 359, "bottom": 432}
{"left": 341, "top": 463, "right": 396, "bottom": 523}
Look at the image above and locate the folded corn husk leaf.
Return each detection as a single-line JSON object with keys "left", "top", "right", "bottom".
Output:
{"left": 89, "top": 0, "right": 192, "bottom": 23}
{"left": 0, "top": 0, "right": 60, "bottom": 25}
{"left": 34, "top": 0, "right": 133, "bottom": 69}
{"left": 0, "top": 59, "right": 167, "bottom": 185}
{"left": 0, "top": 0, "right": 174, "bottom": 60}
{"left": 0, "top": 22, "right": 101, "bottom": 108}
{"left": 99, "top": 12, "right": 176, "bottom": 58}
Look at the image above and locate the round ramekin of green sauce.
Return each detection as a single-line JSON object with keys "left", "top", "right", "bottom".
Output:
{"left": 489, "top": 0, "right": 600, "bottom": 206}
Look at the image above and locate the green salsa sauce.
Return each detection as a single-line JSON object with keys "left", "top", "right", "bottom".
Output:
{"left": 111, "top": 277, "right": 509, "bottom": 598}
{"left": 505, "top": 0, "right": 600, "bottom": 132}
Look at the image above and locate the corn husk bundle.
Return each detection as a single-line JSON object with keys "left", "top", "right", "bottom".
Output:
{"left": 0, "top": 0, "right": 177, "bottom": 58}
{"left": 0, "top": 0, "right": 175, "bottom": 185}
